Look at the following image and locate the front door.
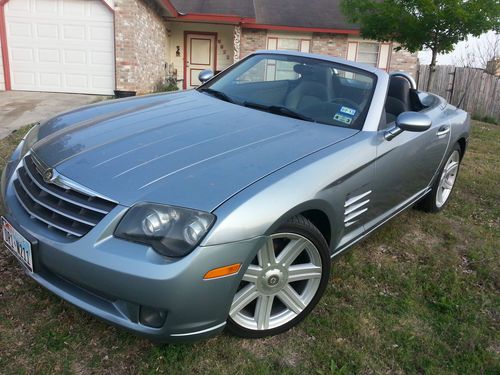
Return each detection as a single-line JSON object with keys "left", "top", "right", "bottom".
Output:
{"left": 368, "top": 108, "right": 451, "bottom": 224}
{"left": 184, "top": 33, "right": 216, "bottom": 89}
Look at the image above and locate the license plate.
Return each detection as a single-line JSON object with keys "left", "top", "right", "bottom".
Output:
{"left": 2, "top": 217, "right": 33, "bottom": 272}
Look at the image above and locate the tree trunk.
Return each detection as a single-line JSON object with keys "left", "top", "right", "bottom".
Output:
{"left": 427, "top": 49, "right": 438, "bottom": 91}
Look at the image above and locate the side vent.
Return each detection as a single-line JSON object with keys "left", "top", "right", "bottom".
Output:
{"left": 344, "top": 190, "right": 371, "bottom": 227}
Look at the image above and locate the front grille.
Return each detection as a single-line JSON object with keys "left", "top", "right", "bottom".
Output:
{"left": 13, "top": 154, "right": 117, "bottom": 239}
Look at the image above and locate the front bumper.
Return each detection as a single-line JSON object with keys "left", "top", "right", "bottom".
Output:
{"left": 2, "top": 154, "right": 264, "bottom": 342}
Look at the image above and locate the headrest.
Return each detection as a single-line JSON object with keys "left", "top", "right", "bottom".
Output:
{"left": 388, "top": 76, "right": 411, "bottom": 99}
{"left": 293, "top": 64, "right": 315, "bottom": 76}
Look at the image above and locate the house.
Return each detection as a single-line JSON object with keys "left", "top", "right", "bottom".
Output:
{"left": 0, "top": 0, "right": 418, "bottom": 95}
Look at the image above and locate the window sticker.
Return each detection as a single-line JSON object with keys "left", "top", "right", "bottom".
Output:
{"left": 333, "top": 113, "right": 352, "bottom": 125}
{"left": 340, "top": 106, "right": 356, "bottom": 116}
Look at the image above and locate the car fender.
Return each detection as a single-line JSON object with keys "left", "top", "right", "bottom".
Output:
{"left": 203, "top": 131, "right": 376, "bottom": 251}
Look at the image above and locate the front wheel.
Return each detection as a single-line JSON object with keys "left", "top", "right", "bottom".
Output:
{"left": 226, "top": 215, "right": 331, "bottom": 338}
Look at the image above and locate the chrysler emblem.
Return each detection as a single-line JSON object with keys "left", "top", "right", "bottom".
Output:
{"left": 43, "top": 169, "right": 54, "bottom": 183}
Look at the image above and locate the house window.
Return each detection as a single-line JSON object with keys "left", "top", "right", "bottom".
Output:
{"left": 267, "top": 37, "right": 311, "bottom": 53}
{"left": 236, "top": 57, "right": 301, "bottom": 83}
{"left": 357, "top": 42, "right": 379, "bottom": 66}
{"left": 266, "top": 37, "right": 311, "bottom": 80}
{"left": 347, "top": 41, "right": 391, "bottom": 70}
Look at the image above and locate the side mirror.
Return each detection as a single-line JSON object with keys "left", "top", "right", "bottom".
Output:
{"left": 396, "top": 112, "right": 432, "bottom": 132}
{"left": 385, "top": 112, "right": 432, "bottom": 141}
{"left": 198, "top": 69, "right": 214, "bottom": 84}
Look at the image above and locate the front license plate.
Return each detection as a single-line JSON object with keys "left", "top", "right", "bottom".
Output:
{"left": 2, "top": 217, "right": 33, "bottom": 272}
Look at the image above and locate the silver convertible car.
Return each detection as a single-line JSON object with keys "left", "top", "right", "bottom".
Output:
{"left": 1, "top": 51, "right": 469, "bottom": 342}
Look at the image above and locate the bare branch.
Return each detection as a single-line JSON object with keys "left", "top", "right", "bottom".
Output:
{"left": 453, "top": 32, "right": 500, "bottom": 68}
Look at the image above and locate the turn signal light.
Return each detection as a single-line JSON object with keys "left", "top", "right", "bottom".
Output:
{"left": 204, "top": 263, "right": 241, "bottom": 280}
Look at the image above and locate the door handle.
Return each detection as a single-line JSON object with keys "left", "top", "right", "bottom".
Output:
{"left": 437, "top": 125, "right": 450, "bottom": 137}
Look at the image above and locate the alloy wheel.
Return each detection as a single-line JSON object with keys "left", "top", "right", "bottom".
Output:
{"left": 436, "top": 150, "right": 460, "bottom": 208}
{"left": 229, "top": 233, "right": 322, "bottom": 331}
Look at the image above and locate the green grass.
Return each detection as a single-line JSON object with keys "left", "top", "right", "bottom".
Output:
{"left": 471, "top": 113, "right": 499, "bottom": 126}
{"left": 0, "top": 122, "right": 498, "bottom": 374}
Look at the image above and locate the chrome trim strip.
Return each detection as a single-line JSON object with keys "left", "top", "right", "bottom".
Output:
{"left": 344, "top": 199, "right": 370, "bottom": 215}
{"left": 344, "top": 220, "right": 358, "bottom": 228}
{"left": 16, "top": 174, "right": 97, "bottom": 227}
{"left": 344, "top": 190, "right": 372, "bottom": 207}
{"left": 51, "top": 172, "right": 117, "bottom": 203}
{"left": 23, "top": 160, "right": 110, "bottom": 214}
{"left": 344, "top": 207, "right": 368, "bottom": 223}
{"left": 170, "top": 322, "right": 226, "bottom": 337}
{"left": 31, "top": 151, "right": 49, "bottom": 176}
{"left": 13, "top": 186, "right": 84, "bottom": 237}
{"left": 30, "top": 151, "right": 118, "bottom": 204}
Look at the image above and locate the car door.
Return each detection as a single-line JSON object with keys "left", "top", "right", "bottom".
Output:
{"left": 368, "top": 105, "right": 451, "bottom": 223}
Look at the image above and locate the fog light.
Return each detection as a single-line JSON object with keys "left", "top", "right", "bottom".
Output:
{"left": 139, "top": 306, "right": 167, "bottom": 328}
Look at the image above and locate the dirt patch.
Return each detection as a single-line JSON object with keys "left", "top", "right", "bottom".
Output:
{"left": 401, "top": 227, "right": 441, "bottom": 250}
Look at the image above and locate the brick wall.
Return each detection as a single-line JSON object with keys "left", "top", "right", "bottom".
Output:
{"left": 240, "top": 30, "right": 350, "bottom": 59}
{"left": 311, "top": 33, "right": 348, "bottom": 58}
{"left": 237, "top": 28, "right": 419, "bottom": 79}
{"left": 114, "top": 0, "right": 168, "bottom": 93}
{"left": 389, "top": 46, "right": 419, "bottom": 78}
{"left": 240, "top": 29, "right": 267, "bottom": 58}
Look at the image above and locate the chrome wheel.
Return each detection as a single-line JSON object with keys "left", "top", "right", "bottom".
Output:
{"left": 436, "top": 150, "right": 460, "bottom": 208}
{"left": 229, "top": 233, "right": 323, "bottom": 331}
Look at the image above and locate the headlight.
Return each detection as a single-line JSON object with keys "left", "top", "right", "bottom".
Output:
{"left": 114, "top": 203, "right": 215, "bottom": 257}
{"left": 21, "top": 122, "right": 40, "bottom": 156}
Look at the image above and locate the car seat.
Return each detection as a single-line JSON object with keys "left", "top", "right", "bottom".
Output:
{"left": 385, "top": 76, "right": 411, "bottom": 123}
{"left": 285, "top": 64, "right": 333, "bottom": 110}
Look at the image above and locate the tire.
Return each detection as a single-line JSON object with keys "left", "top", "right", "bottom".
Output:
{"left": 226, "top": 215, "right": 331, "bottom": 338}
{"left": 417, "top": 143, "right": 462, "bottom": 213}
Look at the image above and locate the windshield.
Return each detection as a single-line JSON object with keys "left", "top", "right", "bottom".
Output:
{"left": 198, "top": 53, "right": 376, "bottom": 129}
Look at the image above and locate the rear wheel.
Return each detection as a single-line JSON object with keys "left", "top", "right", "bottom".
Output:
{"left": 227, "top": 215, "right": 330, "bottom": 338}
{"left": 417, "top": 143, "right": 462, "bottom": 212}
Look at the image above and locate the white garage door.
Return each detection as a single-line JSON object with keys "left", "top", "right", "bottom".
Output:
{"left": 5, "top": 0, "right": 115, "bottom": 95}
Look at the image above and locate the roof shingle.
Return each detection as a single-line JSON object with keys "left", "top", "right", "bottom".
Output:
{"left": 254, "top": 0, "right": 357, "bottom": 30}
{"left": 168, "top": 0, "right": 357, "bottom": 30}
{"left": 169, "top": 0, "right": 256, "bottom": 18}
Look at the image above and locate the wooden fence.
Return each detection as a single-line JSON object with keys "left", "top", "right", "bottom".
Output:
{"left": 417, "top": 65, "right": 500, "bottom": 123}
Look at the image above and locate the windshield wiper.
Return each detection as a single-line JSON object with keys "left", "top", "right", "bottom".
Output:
{"left": 243, "top": 101, "right": 315, "bottom": 123}
{"left": 198, "top": 88, "right": 235, "bottom": 103}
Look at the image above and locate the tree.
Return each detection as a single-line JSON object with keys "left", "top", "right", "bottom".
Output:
{"left": 453, "top": 32, "right": 499, "bottom": 69}
{"left": 341, "top": 0, "right": 500, "bottom": 89}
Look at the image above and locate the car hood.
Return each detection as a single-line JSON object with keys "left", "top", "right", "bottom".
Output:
{"left": 32, "top": 91, "right": 357, "bottom": 211}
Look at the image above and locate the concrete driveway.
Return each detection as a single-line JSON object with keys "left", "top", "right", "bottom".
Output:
{"left": 0, "top": 91, "right": 106, "bottom": 139}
